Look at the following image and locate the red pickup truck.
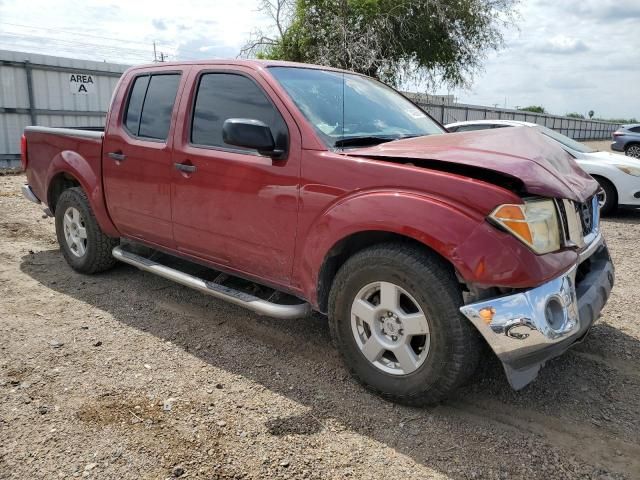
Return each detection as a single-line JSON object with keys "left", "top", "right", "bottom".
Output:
{"left": 21, "top": 60, "right": 614, "bottom": 405}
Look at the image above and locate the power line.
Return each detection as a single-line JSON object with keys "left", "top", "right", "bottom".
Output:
{"left": 0, "top": 21, "right": 220, "bottom": 61}
{"left": 0, "top": 21, "right": 167, "bottom": 49}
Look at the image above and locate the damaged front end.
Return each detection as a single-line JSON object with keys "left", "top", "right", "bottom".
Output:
{"left": 460, "top": 196, "right": 614, "bottom": 389}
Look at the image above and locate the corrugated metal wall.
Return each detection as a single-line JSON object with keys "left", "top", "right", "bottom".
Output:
{"left": 0, "top": 49, "right": 129, "bottom": 168}
{"left": 405, "top": 94, "right": 620, "bottom": 141}
{"left": 0, "top": 49, "right": 621, "bottom": 168}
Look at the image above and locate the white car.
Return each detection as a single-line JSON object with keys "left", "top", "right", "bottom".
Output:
{"left": 445, "top": 119, "right": 640, "bottom": 215}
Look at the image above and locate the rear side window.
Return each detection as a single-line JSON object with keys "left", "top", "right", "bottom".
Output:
{"left": 630, "top": 126, "right": 640, "bottom": 133}
{"left": 191, "top": 73, "right": 287, "bottom": 151}
{"left": 124, "top": 73, "right": 181, "bottom": 140}
{"left": 124, "top": 76, "right": 149, "bottom": 133}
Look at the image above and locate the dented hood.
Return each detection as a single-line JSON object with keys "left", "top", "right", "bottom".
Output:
{"left": 345, "top": 127, "right": 598, "bottom": 202}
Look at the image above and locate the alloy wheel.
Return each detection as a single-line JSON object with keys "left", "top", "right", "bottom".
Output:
{"left": 350, "top": 281, "right": 430, "bottom": 375}
{"left": 63, "top": 207, "right": 88, "bottom": 257}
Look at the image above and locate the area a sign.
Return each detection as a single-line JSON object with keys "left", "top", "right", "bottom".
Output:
{"left": 69, "top": 73, "right": 95, "bottom": 95}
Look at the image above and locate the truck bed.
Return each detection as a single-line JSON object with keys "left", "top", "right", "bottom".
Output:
{"left": 23, "top": 125, "right": 105, "bottom": 214}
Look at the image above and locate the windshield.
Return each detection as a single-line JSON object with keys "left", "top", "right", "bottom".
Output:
{"left": 269, "top": 66, "right": 444, "bottom": 147}
{"left": 536, "top": 126, "right": 595, "bottom": 153}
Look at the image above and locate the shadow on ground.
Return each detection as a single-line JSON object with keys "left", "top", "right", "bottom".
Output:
{"left": 19, "top": 249, "right": 640, "bottom": 479}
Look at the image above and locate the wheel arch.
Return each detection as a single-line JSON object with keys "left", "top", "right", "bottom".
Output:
{"left": 590, "top": 174, "right": 618, "bottom": 198}
{"left": 47, "top": 171, "right": 81, "bottom": 213}
{"left": 316, "top": 230, "right": 456, "bottom": 314}
{"left": 45, "top": 151, "right": 120, "bottom": 237}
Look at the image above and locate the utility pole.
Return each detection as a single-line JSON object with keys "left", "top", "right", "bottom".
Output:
{"left": 153, "top": 42, "right": 167, "bottom": 62}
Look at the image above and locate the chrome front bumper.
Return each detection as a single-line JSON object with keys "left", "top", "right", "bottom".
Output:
{"left": 460, "top": 233, "right": 614, "bottom": 389}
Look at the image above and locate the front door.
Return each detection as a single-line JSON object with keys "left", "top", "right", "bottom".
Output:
{"left": 102, "top": 70, "right": 183, "bottom": 248}
{"left": 170, "top": 68, "right": 301, "bottom": 285}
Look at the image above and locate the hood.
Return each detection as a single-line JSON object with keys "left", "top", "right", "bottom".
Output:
{"left": 584, "top": 149, "right": 640, "bottom": 166}
{"left": 344, "top": 127, "right": 598, "bottom": 203}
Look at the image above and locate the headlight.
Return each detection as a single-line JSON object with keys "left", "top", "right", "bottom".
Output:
{"left": 489, "top": 199, "right": 561, "bottom": 254}
{"left": 615, "top": 165, "right": 640, "bottom": 176}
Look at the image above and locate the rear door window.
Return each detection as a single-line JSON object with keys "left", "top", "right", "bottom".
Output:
{"left": 123, "top": 73, "right": 181, "bottom": 140}
{"left": 124, "top": 76, "right": 149, "bottom": 134}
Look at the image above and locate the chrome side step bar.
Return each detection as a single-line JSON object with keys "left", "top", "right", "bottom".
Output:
{"left": 112, "top": 246, "right": 311, "bottom": 320}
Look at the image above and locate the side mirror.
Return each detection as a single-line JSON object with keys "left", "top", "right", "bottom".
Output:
{"left": 222, "top": 118, "right": 285, "bottom": 157}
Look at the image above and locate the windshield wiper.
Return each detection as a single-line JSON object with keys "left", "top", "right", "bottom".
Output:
{"left": 334, "top": 134, "right": 426, "bottom": 148}
{"left": 334, "top": 136, "right": 399, "bottom": 148}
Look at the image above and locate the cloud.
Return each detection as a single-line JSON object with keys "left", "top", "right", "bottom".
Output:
{"left": 537, "top": 36, "right": 589, "bottom": 54}
{"left": 545, "top": 77, "right": 596, "bottom": 90}
{"left": 557, "top": 0, "right": 640, "bottom": 22}
{"left": 152, "top": 18, "right": 168, "bottom": 31}
{"left": 175, "top": 37, "right": 238, "bottom": 59}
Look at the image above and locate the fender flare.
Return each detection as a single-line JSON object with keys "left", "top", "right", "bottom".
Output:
{"left": 296, "top": 190, "right": 484, "bottom": 305}
{"left": 296, "top": 189, "right": 577, "bottom": 307}
{"left": 46, "top": 150, "right": 120, "bottom": 238}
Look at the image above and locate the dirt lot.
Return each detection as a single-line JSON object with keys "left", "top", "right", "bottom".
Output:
{"left": 1, "top": 172, "right": 639, "bottom": 480}
{"left": 584, "top": 140, "right": 614, "bottom": 152}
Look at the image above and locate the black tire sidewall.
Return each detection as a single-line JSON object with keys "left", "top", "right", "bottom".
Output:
{"left": 55, "top": 189, "right": 102, "bottom": 272}
{"left": 595, "top": 177, "right": 617, "bottom": 216}
{"left": 330, "top": 251, "right": 464, "bottom": 399}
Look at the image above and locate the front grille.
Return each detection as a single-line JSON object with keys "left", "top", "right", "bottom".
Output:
{"left": 578, "top": 197, "right": 595, "bottom": 236}
{"left": 556, "top": 196, "right": 598, "bottom": 248}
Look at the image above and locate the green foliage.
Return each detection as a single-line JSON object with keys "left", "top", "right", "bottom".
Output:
{"left": 566, "top": 112, "right": 585, "bottom": 119}
{"left": 242, "top": 0, "right": 518, "bottom": 87}
{"left": 593, "top": 117, "right": 639, "bottom": 124}
{"left": 518, "top": 105, "right": 546, "bottom": 114}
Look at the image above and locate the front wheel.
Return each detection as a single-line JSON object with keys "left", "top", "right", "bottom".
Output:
{"left": 328, "top": 243, "right": 481, "bottom": 406}
{"left": 594, "top": 177, "right": 617, "bottom": 216}
{"left": 55, "top": 187, "right": 119, "bottom": 274}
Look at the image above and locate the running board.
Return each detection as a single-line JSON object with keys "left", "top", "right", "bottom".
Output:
{"left": 112, "top": 245, "right": 311, "bottom": 320}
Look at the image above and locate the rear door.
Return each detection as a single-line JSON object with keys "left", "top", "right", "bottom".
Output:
{"left": 170, "top": 66, "right": 301, "bottom": 285}
{"left": 103, "top": 68, "right": 185, "bottom": 247}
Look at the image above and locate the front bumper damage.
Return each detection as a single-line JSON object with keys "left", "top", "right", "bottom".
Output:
{"left": 460, "top": 233, "right": 614, "bottom": 389}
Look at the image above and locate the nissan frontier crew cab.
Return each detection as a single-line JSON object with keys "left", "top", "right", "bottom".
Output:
{"left": 20, "top": 60, "right": 614, "bottom": 405}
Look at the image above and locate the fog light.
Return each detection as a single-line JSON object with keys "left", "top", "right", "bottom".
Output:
{"left": 545, "top": 297, "right": 565, "bottom": 331}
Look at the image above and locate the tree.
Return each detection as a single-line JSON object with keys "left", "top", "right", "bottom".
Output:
{"left": 588, "top": 110, "right": 594, "bottom": 119}
{"left": 240, "top": 0, "right": 518, "bottom": 87}
{"left": 518, "top": 105, "right": 546, "bottom": 114}
{"left": 566, "top": 112, "right": 585, "bottom": 119}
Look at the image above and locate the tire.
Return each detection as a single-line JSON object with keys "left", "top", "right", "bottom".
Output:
{"left": 328, "top": 243, "right": 481, "bottom": 406}
{"left": 54, "top": 187, "right": 119, "bottom": 274}
{"left": 625, "top": 143, "right": 640, "bottom": 159}
{"left": 593, "top": 176, "right": 617, "bottom": 216}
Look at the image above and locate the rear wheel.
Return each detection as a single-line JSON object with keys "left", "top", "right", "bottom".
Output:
{"left": 625, "top": 144, "right": 640, "bottom": 159}
{"left": 328, "top": 243, "right": 481, "bottom": 406}
{"left": 594, "top": 177, "right": 617, "bottom": 216}
{"left": 55, "top": 187, "right": 119, "bottom": 274}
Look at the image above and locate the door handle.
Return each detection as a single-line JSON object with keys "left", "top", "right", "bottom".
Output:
{"left": 174, "top": 162, "right": 197, "bottom": 173}
{"left": 107, "top": 152, "right": 126, "bottom": 161}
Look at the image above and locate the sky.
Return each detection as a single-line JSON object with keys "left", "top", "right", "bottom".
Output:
{"left": 0, "top": 0, "right": 638, "bottom": 119}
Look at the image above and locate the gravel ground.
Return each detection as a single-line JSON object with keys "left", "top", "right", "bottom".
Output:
{"left": 583, "top": 140, "right": 615, "bottom": 152}
{"left": 1, "top": 171, "right": 639, "bottom": 480}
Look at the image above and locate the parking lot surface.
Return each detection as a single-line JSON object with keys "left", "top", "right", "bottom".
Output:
{"left": 1, "top": 172, "right": 639, "bottom": 479}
